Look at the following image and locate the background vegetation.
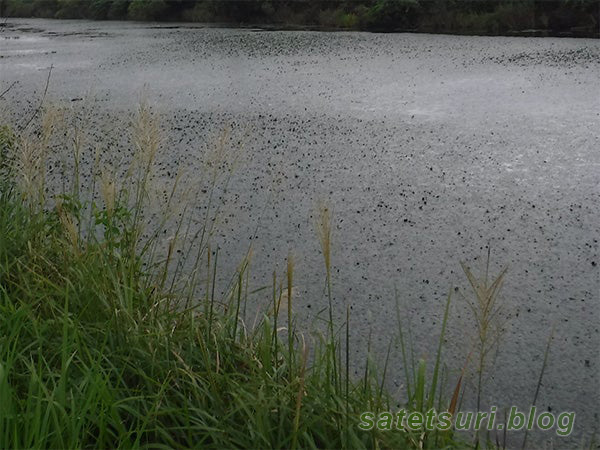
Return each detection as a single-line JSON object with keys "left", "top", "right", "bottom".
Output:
{"left": 1, "top": 0, "right": 598, "bottom": 37}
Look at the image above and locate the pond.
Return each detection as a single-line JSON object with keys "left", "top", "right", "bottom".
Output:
{"left": 1, "top": 18, "right": 598, "bottom": 446}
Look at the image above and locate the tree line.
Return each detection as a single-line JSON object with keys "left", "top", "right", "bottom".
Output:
{"left": 1, "top": 0, "right": 598, "bottom": 37}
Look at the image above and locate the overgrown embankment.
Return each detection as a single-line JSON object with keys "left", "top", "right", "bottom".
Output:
{"left": 2, "top": 0, "right": 598, "bottom": 37}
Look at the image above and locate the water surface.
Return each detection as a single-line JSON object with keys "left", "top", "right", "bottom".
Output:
{"left": 1, "top": 19, "right": 598, "bottom": 446}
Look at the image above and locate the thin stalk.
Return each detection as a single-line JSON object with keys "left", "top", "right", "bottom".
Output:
{"left": 232, "top": 269, "right": 243, "bottom": 342}
{"left": 429, "top": 289, "right": 452, "bottom": 411}
{"left": 287, "top": 253, "right": 294, "bottom": 376}
{"left": 395, "top": 288, "right": 413, "bottom": 403}
{"left": 204, "top": 245, "right": 211, "bottom": 320}
{"left": 345, "top": 304, "right": 350, "bottom": 450}
{"left": 207, "top": 246, "right": 218, "bottom": 340}
{"left": 522, "top": 325, "right": 555, "bottom": 450}
{"left": 272, "top": 270, "right": 278, "bottom": 364}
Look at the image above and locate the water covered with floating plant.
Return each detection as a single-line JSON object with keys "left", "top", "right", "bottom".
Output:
{"left": 1, "top": 18, "right": 598, "bottom": 447}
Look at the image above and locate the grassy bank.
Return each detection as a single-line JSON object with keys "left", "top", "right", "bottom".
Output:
{"left": 1, "top": 92, "right": 571, "bottom": 447}
{"left": 0, "top": 102, "right": 484, "bottom": 448}
{"left": 1, "top": 0, "right": 599, "bottom": 37}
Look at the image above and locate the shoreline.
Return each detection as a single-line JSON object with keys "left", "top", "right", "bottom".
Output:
{"left": 2, "top": 16, "right": 598, "bottom": 38}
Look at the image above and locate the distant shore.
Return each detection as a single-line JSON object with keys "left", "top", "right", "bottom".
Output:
{"left": 2, "top": 0, "right": 598, "bottom": 38}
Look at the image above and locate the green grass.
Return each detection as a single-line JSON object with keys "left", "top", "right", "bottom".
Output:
{"left": 0, "top": 105, "right": 476, "bottom": 449}
{"left": 0, "top": 98, "right": 574, "bottom": 448}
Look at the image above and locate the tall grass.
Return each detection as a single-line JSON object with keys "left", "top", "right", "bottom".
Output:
{"left": 460, "top": 253, "right": 507, "bottom": 414}
{"left": 0, "top": 97, "right": 567, "bottom": 448}
{"left": 0, "top": 102, "right": 474, "bottom": 448}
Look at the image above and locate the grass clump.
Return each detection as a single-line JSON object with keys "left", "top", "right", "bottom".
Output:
{"left": 1, "top": 96, "right": 571, "bottom": 448}
{"left": 0, "top": 105, "right": 470, "bottom": 449}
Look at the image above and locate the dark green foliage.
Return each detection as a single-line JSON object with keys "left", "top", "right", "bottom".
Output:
{"left": 106, "top": 0, "right": 130, "bottom": 20}
{"left": 2, "top": 0, "right": 598, "bottom": 36}
{"left": 364, "top": 0, "right": 421, "bottom": 31}
{"left": 3, "top": 0, "right": 35, "bottom": 16}
{"left": 127, "top": 0, "right": 169, "bottom": 21}
{"left": 31, "top": 0, "right": 57, "bottom": 17}
{"left": 55, "top": 0, "right": 89, "bottom": 19}
{"left": 87, "top": 0, "right": 113, "bottom": 19}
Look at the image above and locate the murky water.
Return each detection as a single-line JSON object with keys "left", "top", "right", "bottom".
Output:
{"left": 1, "top": 19, "right": 598, "bottom": 446}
